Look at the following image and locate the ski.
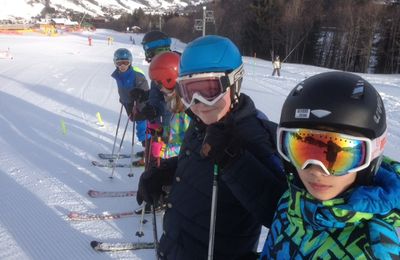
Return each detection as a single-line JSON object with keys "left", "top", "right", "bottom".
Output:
{"left": 90, "top": 240, "right": 155, "bottom": 252}
{"left": 91, "top": 160, "right": 131, "bottom": 168}
{"left": 97, "top": 151, "right": 144, "bottom": 160}
{"left": 87, "top": 189, "right": 137, "bottom": 198}
{"left": 68, "top": 209, "right": 162, "bottom": 221}
{"left": 68, "top": 211, "right": 136, "bottom": 221}
{"left": 98, "top": 153, "right": 131, "bottom": 160}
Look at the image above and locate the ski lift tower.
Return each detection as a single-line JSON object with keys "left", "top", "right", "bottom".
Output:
{"left": 194, "top": 6, "right": 214, "bottom": 36}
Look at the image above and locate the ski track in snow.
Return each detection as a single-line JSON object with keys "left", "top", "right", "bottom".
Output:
{"left": 0, "top": 29, "right": 399, "bottom": 259}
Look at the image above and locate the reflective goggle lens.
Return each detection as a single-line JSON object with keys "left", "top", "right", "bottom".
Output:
{"left": 279, "top": 128, "right": 370, "bottom": 176}
{"left": 116, "top": 60, "right": 130, "bottom": 66}
{"left": 178, "top": 77, "right": 224, "bottom": 107}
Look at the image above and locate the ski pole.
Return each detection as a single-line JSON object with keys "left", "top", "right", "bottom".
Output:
{"left": 135, "top": 128, "right": 154, "bottom": 237}
{"left": 135, "top": 202, "right": 146, "bottom": 238}
{"left": 109, "top": 116, "right": 130, "bottom": 179}
{"left": 128, "top": 102, "right": 137, "bottom": 177}
{"left": 207, "top": 164, "right": 219, "bottom": 260}
{"left": 152, "top": 198, "right": 160, "bottom": 260}
{"left": 110, "top": 104, "right": 124, "bottom": 162}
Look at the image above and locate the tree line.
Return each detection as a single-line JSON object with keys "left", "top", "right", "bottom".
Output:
{"left": 94, "top": 0, "right": 400, "bottom": 74}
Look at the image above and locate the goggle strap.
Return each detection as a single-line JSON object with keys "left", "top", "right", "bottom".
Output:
{"left": 371, "top": 130, "right": 387, "bottom": 160}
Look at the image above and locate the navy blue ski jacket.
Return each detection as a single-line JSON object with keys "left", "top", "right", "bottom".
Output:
{"left": 158, "top": 94, "right": 287, "bottom": 259}
{"left": 147, "top": 80, "right": 173, "bottom": 129}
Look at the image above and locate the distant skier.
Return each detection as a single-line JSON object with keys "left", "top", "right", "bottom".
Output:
{"left": 107, "top": 36, "right": 113, "bottom": 45}
{"left": 88, "top": 36, "right": 92, "bottom": 46}
{"left": 272, "top": 55, "right": 281, "bottom": 76}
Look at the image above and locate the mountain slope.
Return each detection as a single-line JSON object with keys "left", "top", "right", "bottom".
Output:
{"left": 0, "top": 0, "right": 208, "bottom": 20}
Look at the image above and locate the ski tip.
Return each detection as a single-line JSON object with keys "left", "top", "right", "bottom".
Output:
{"left": 87, "top": 189, "right": 98, "bottom": 197}
{"left": 67, "top": 212, "right": 78, "bottom": 219}
{"left": 90, "top": 240, "right": 99, "bottom": 249}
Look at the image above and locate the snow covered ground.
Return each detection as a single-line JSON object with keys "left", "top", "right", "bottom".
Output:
{"left": 0, "top": 29, "right": 399, "bottom": 260}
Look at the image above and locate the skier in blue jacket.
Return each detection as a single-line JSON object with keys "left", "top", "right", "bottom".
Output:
{"left": 137, "top": 30, "right": 173, "bottom": 127}
{"left": 111, "top": 48, "right": 149, "bottom": 149}
{"left": 261, "top": 72, "right": 400, "bottom": 259}
{"left": 137, "top": 35, "right": 287, "bottom": 259}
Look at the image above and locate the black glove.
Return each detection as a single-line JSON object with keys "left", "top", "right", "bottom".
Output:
{"left": 201, "top": 114, "right": 242, "bottom": 169}
{"left": 141, "top": 104, "right": 158, "bottom": 120}
{"left": 131, "top": 88, "right": 149, "bottom": 102}
{"left": 136, "top": 159, "right": 176, "bottom": 205}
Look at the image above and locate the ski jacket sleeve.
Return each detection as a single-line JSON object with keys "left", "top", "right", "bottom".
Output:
{"left": 147, "top": 81, "right": 165, "bottom": 118}
{"left": 220, "top": 116, "right": 287, "bottom": 228}
{"left": 135, "top": 120, "right": 147, "bottom": 143}
{"left": 131, "top": 71, "right": 149, "bottom": 101}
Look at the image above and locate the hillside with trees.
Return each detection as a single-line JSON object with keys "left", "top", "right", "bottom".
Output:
{"left": 94, "top": 0, "right": 400, "bottom": 73}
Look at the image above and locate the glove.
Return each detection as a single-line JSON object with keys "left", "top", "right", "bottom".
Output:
{"left": 136, "top": 160, "right": 176, "bottom": 205}
{"left": 151, "top": 138, "right": 165, "bottom": 158}
{"left": 201, "top": 114, "right": 242, "bottom": 169}
{"left": 131, "top": 88, "right": 149, "bottom": 102}
{"left": 141, "top": 104, "right": 158, "bottom": 120}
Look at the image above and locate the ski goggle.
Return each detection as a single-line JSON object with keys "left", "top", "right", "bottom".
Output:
{"left": 142, "top": 38, "right": 172, "bottom": 51}
{"left": 177, "top": 65, "right": 244, "bottom": 107}
{"left": 277, "top": 127, "right": 387, "bottom": 176}
{"left": 115, "top": 60, "right": 130, "bottom": 66}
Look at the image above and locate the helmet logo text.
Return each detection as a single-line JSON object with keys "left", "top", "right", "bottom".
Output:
{"left": 295, "top": 109, "right": 310, "bottom": 119}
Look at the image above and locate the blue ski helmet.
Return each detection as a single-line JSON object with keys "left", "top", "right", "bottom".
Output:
{"left": 113, "top": 48, "right": 133, "bottom": 66}
{"left": 179, "top": 35, "right": 243, "bottom": 76}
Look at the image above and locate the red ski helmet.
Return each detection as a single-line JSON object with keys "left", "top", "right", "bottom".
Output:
{"left": 149, "top": 51, "right": 180, "bottom": 90}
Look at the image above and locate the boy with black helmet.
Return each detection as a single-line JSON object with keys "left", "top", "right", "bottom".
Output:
{"left": 261, "top": 71, "right": 400, "bottom": 259}
{"left": 132, "top": 31, "right": 176, "bottom": 213}
{"left": 135, "top": 30, "right": 174, "bottom": 126}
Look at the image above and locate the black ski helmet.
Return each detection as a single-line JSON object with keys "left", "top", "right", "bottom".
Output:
{"left": 141, "top": 31, "right": 171, "bottom": 62}
{"left": 280, "top": 71, "right": 387, "bottom": 182}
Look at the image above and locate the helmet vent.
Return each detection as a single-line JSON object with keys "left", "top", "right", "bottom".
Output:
{"left": 292, "top": 84, "right": 303, "bottom": 96}
{"left": 351, "top": 80, "right": 365, "bottom": 99}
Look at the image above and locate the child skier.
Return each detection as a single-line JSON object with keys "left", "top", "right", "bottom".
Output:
{"left": 136, "top": 51, "right": 191, "bottom": 206}
{"left": 111, "top": 48, "right": 149, "bottom": 161}
{"left": 148, "top": 51, "right": 189, "bottom": 159}
{"left": 262, "top": 71, "right": 400, "bottom": 259}
{"left": 136, "top": 35, "right": 287, "bottom": 259}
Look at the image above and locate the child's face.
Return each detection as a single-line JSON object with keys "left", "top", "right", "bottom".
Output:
{"left": 190, "top": 90, "right": 231, "bottom": 125}
{"left": 298, "top": 164, "right": 357, "bottom": 201}
{"left": 117, "top": 63, "right": 130, "bottom": 72}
